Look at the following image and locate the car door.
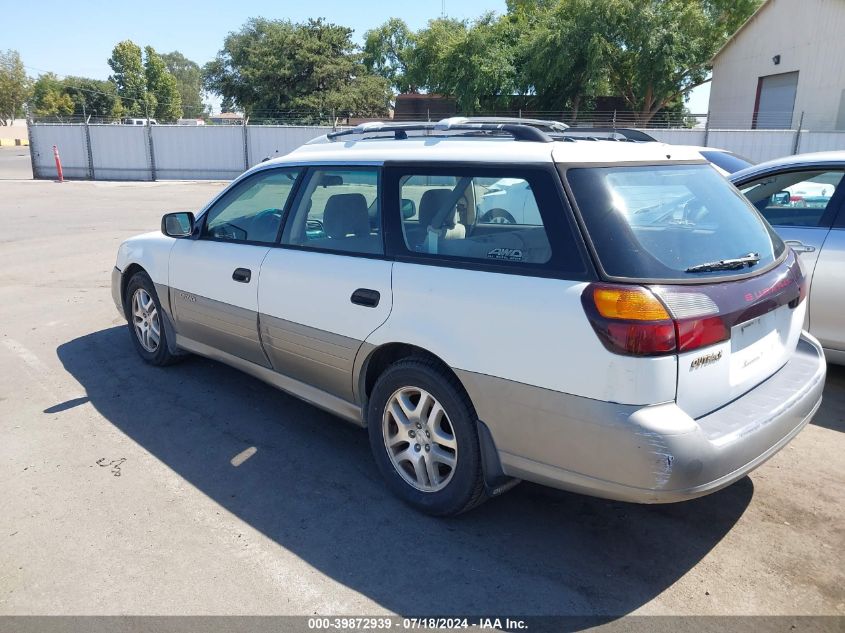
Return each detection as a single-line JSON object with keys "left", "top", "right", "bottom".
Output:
{"left": 737, "top": 167, "right": 845, "bottom": 332}
{"left": 169, "top": 167, "right": 302, "bottom": 367}
{"left": 257, "top": 166, "right": 393, "bottom": 401}
{"left": 808, "top": 207, "right": 845, "bottom": 353}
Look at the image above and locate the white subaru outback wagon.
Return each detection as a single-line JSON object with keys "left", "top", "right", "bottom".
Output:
{"left": 112, "top": 118, "right": 826, "bottom": 515}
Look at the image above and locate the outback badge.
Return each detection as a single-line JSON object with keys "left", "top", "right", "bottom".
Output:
{"left": 690, "top": 350, "right": 722, "bottom": 371}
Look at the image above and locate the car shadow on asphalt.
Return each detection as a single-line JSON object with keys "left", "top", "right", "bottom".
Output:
{"left": 56, "top": 326, "right": 758, "bottom": 616}
{"left": 813, "top": 363, "right": 845, "bottom": 432}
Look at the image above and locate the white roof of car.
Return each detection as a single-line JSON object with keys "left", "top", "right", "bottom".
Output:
{"left": 267, "top": 135, "right": 704, "bottom": 167}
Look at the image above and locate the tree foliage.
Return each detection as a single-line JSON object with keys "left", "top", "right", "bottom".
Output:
{"left": 0, "top": 49, "right": 30, "bottom": 124}
{"left": 409, "top": 14, "right": 518, "bottom": 112}
{"left": 361, "top": 0, "right": 761, "bottom": 120}
{"left": 600, "top": 0, "right": 762, "bottom": 123}
{"left": 107, "top": 40, "right": 183, "bottom": 121}
{"left": 162, "top": 51, "right": 206, "bottom": 117}
{"left": 144, "top": 46, "right": 182, "bottom": 121}
{"left": 30, "top": 72, "right": 123, "bottom": 119}
{"left": 363, "top": 18, "right": 416, "bottom": 94}
{"left": 108, "top": 40, "right": 150, "bottom": 117}
{"left": 203, "top": 18, "right": 392, "bottom": 120}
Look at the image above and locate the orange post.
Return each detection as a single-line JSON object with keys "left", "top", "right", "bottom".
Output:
{"left": 53, "top": 145, "right": 64, "bottom": 182}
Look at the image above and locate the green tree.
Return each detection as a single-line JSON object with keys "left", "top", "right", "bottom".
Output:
{"left": 363, "top": 18, "right": 416, "bottom": 93}
{"left": 599, "top": 0, "right": 762, "bottom": 124}
{"left": 515, "top": 0, "right": 611, "bottom": 117}
{"left": 31, "top": 73, "right": 124, "bottom": 120}
{"left": 144, "top": 46, "right": 182, "bottom": 121}
{"left": 37, "top": 90, "right": 74, "bottom": 117}
{"left": 63, "top": 76, "right": 124, "bottom": 119}
{"left": 411, "top": 14, "right": 517, "bottom": 113}
{"left": 203, "top": 18, "right": 391, "bottom": 120}
{"left": 0, "top": 50, "right": 30, "bottom": 124}
{"left": 108, "top": 40, "right": 150, "bottom": 117}
{"left": 162, "top": 51, "right": 206, "bottom": 117}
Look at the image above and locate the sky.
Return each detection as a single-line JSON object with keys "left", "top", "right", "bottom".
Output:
{"left": 2, "top": 0, "right": 710, "bottom": 114}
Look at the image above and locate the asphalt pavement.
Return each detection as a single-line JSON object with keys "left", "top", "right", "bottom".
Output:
{"left": 0, "top": 179, "right": 842, "bottom": 618}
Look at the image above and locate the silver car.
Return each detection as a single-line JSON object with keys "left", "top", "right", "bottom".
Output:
{"left": 732, "top": 151, "right": 845, "bottom": 364}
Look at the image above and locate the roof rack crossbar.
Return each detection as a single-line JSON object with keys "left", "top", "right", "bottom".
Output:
{"left": 325, "top": 120, "right": 553, "bottom": 143}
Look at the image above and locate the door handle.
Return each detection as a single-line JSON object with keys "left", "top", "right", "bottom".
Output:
{"left": 232, "top": 267, "right": 252, "bottom": 283}
{"left": 785, "top": 240, "right": 816, "bottom": 254}
{"left": 351, "top": 288, "right": 380, "bottom": 308}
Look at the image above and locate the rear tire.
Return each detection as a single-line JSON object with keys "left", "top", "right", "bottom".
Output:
{"left": 124, "top": 271, "right": 180, "bottom": 366}
{"left": 367, "top": 358, "right": 487, "bottom": 516}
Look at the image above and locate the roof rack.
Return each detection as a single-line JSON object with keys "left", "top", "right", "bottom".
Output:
{"left": 316, "top": 118, "right": 656, "bottom": 145}
{"left": 554, "top": 127, "right": 657, "bottom": 142}
{"left": 323, "top": 117, "right": 558, "bottom": 143}
{"left": 440, "top": 116, "right": 569, "bottom": 132}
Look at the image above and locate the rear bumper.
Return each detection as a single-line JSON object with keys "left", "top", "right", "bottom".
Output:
{"left": 469, "top": 333, "right": 826, "bottom": 503}
{"left": 111, "top": 266, "right": 124, "bottom": 318}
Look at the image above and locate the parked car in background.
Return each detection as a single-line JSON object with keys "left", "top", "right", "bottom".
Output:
{"left": 731, "top": 151, "right": 845, "bottom": 364}
{"left": 111, "top": 118, "right": 825, "bottom": 515}
{"left": 122, "top": 118, "right": 157, "bottom": 126}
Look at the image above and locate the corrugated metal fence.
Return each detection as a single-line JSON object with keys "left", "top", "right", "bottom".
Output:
{"left": 28, "top": 123, "right": 845, "bottom": 181}
{"left": 28, "top": 123, "right": 338, "bottom": 181}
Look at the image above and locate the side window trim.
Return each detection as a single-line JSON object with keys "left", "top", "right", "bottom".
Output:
{"left": 738, "top": 167, "right": 845, "bottom": 229}
{"left": 382, "top": 162, "right": 594, "bottom": 278}
{"left": 198, "top": 166, "right": 304, "bottom": 246}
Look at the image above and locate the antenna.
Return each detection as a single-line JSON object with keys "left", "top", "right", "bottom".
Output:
{"left": 441, "top": 0, "right": 446, "bottom": 17}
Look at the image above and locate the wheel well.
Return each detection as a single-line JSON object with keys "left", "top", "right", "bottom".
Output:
{"left": 360, "top": 342, "right": 511, "bottom": 493}
{"left": 120, "top": 263, "right": 146, "bottom": 308}
{"left": 362, "top": 343, "right": 461, "bottom": 401}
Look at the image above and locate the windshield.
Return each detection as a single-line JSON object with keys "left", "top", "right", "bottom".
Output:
{"left": 566, "top": 164, "right": 784, "bottom": 280}
{"left": 700, "top": 150, "right": 753, "bottom": 173}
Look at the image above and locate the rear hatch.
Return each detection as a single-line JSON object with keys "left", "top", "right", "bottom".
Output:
{"left": 564, "top": 162, "right": 807, "bottom": 418}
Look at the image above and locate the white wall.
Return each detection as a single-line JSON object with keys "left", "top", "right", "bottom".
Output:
{"left": 30, "top": 124, "right": 89, "bottom": 180}
{"left": 89, "top": 125, "right": 150, "bottom": 181}
{"left": 708, "top": 0, "right": 845, "bottom": 130}
{"left": 152, "top": 125, "right": 246, "bottom": 180}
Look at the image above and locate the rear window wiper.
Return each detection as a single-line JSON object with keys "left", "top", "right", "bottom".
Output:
{"left": 685, "top": 252, "right": 760, "bottom": 273}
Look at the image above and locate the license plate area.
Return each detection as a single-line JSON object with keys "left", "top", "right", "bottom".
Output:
{"left": 729, "top": 306, "right": 789, "bottom": 384}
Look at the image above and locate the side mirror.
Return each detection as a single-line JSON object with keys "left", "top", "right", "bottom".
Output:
{"left": 401, "top": 198, "right": 416, "bottom": 220}
{"left": 772, "top": 191, "right": 791, "bottom": 205}
{"left": 161, "top": 212, "right": 195, "bottom": 238}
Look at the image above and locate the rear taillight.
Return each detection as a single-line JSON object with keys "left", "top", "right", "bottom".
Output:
{"left": 582, "top": 284, "right": 730, "bottom": 357}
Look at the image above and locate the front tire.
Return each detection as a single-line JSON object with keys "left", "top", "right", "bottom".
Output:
{"left": 124, "top": 271, "right": 179, "bottom": 366}
{"left": 367, "top": 358, "right": 486, "bottom": 516}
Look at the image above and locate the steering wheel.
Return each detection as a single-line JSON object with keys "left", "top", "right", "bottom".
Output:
{"left": 479, "top": 208, "right": 517, "bottom": 225}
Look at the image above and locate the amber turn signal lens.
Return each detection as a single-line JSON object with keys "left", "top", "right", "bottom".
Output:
{"left": 593, "top": 287, "right": 671, "bottom": 321}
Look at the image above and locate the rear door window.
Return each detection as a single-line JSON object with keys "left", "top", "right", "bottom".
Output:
{"left": 566, "top": 163, "right": 785, "bottom": 280}
{"left": 390, "top": 167, "right": 586, "bottom": 274}
{"left": 738, "top": 169, "right": 843, "bottom": 227}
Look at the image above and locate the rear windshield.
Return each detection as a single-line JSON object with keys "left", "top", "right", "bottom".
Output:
{"left": 566, "top": 164, "right": 785, "bottom": 280}
{"left": 699, "top": 150, "right": 753, "bottom": 173}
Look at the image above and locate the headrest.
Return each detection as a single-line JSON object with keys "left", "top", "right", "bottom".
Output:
{"left": 419, "top": 189, "right": 458, "bottom": 229}
{"left": 323, "top": 193, "right": 370, "bottom": 239}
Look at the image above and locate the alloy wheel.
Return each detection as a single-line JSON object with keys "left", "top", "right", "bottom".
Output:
{"left": 382, "top": 386, "right": 458, "bottom": 492}
{"left": 131, "top": 288, "right": 160, "bottom": 353}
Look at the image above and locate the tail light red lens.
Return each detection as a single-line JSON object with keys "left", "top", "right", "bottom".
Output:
{"left": 582, "top": 284, "right": 730, "bottom": 357}
{"left": 605, "top": 322, "right": 677, "bottom": 355}
{"left": 675, "top": 316, "right": 730, "bottom": 352}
